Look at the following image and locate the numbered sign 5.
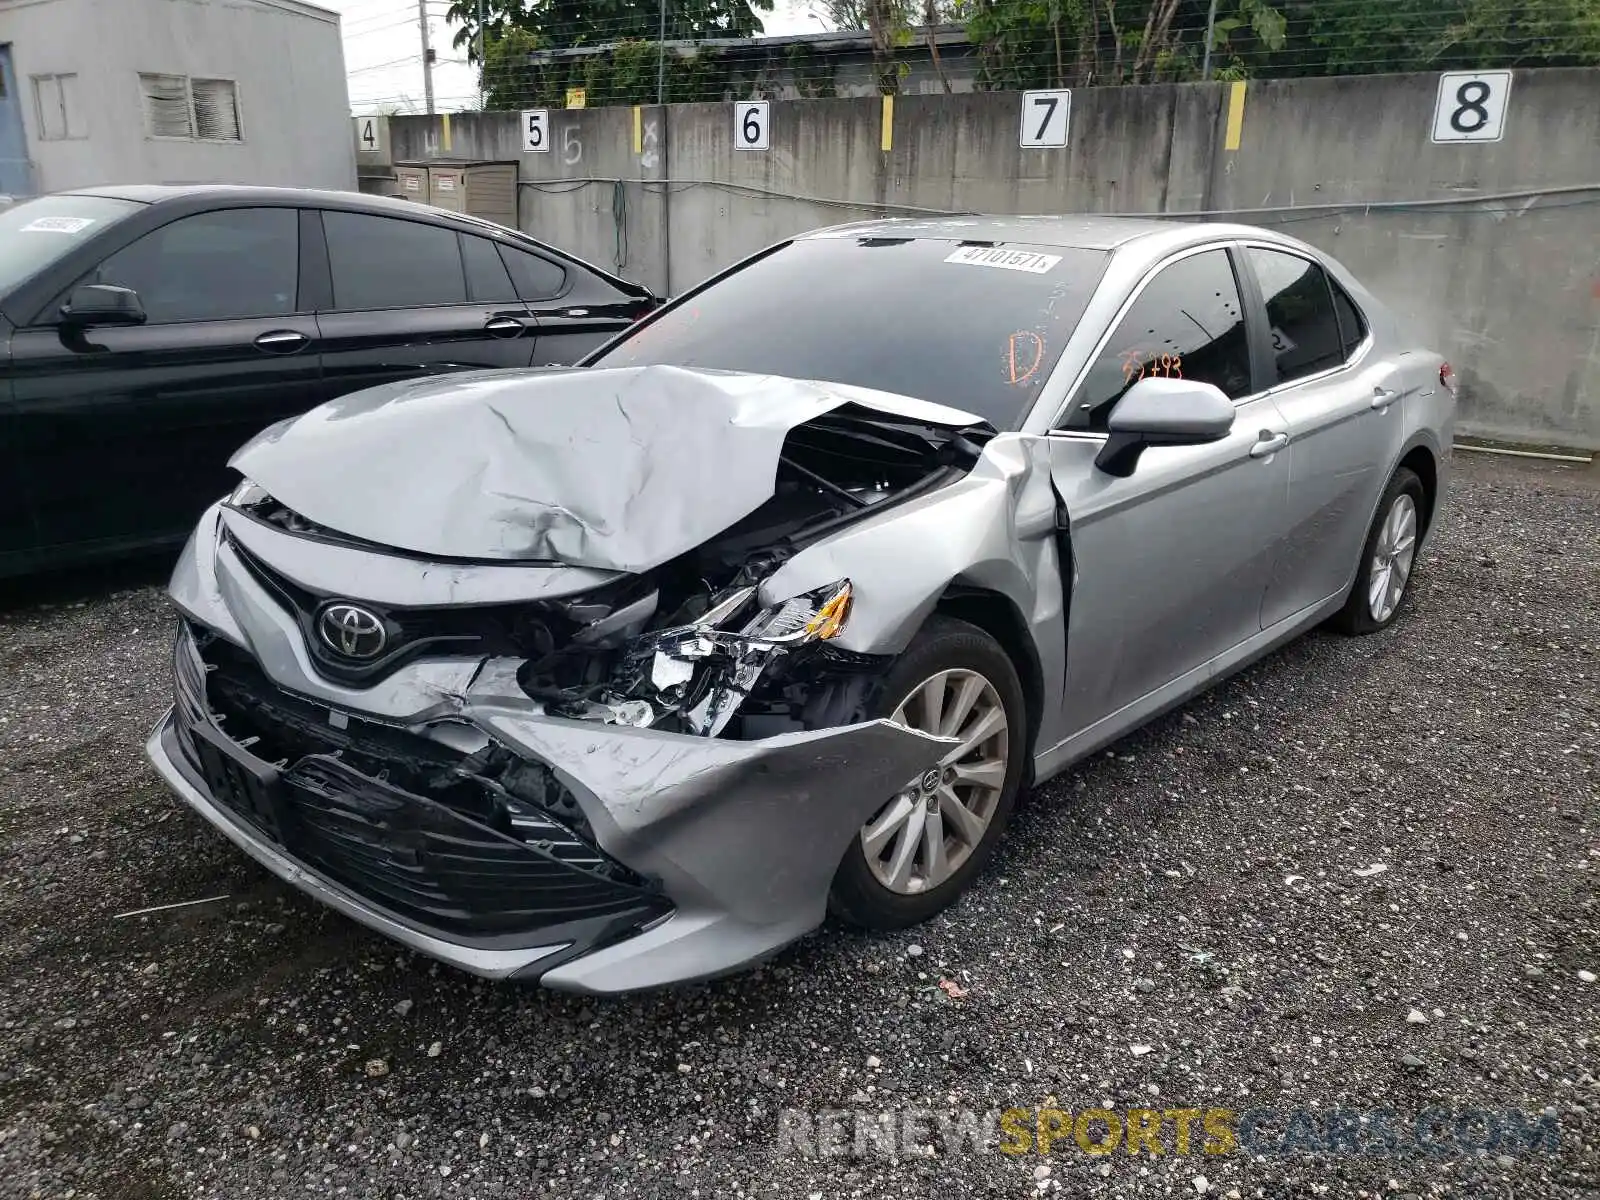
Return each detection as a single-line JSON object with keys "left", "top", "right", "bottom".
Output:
{"left": 1020, "top": 89, "right": 1071, "bottom": 149}
{"left": 735, "top": 100, "right": 770, "bottom": 152}
{"left": 1431, "top": 71, "right": 1511, "bottom": 144}
{"left": 522, "top": 109, "right": 551, "bottom": 154}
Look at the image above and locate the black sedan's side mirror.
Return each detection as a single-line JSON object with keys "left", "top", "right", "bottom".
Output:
{"left": 60, "top": 284, "right": 147, "bottom": 329}
{"left": 1094, "top": 377, "right": 1237, "bottom": 477}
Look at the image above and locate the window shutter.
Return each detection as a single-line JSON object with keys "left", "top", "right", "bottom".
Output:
{"left": 192, "top": 79, "right": 241, "bottom": 141}
{"left": 140, "top": 73, "right": 192, "bottom": 138}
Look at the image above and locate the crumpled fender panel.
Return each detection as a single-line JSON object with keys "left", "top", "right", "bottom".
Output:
{"left": 760, "top": 432, "right": 1067, "bottom": 660}
{"left": 228, "top": 365, "right": 984, "bottom": 573}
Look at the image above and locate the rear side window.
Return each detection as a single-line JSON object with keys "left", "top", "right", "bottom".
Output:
{"left": 323, "top": 212, "right": 466, "bottom": 310}
{"left": 499, "top": 245, "right": 567, "bottom": 301}
{"left": 1247, "top": 247, "right": 1346, "bottom": 385}
{"left": 1067, "top": 248, "right": 1252, "bottom": 431}
{"left": 85, "top": 207, "right": 298, "bottom": 324}
{"left": 1330, "top": 278, "right": 1367, "bottom": 359}
{"left": 461, "top": 234, "right": 518, "bottom": 303}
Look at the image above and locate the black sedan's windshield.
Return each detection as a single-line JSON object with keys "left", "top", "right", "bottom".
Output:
{"left": 588, "top": 235, "right": 1109, "bottom": 430}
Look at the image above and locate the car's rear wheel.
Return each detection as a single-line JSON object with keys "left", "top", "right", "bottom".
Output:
{"left": 828, "top": 616, "right": 1026, "bottom": 930}
{"left": 1331, "top": 466, "right": 1425, "bottom": 635}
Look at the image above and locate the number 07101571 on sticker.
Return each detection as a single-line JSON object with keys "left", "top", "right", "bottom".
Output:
{"left": 945, "top": 247, "right": 1062, "bottom": 274}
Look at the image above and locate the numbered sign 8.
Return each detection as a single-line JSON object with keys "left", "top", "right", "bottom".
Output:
{"left": 1019, "top": 89, "right": 1071, "bottom": 149}
{"left": 1431, "top": 71, "right": 1511, "bottom": 144}
{"left": 735, "top": 100, "right": 770, "bottom": 152}
{"left": 521, "top": 109, "right": 550, "bottom": 154}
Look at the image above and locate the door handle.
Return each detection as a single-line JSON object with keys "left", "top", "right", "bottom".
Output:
{"left": 254, "top": 330, "right": 310, "bottom": 352}
{"left": 1249, "top": 431, "right": 1290, "bottom": 458}
{"left": 1371, "top": 387, "right": 1400, "bottom": 410}
{"left": 484, "top": 316, "right": 526, "bottom": 337}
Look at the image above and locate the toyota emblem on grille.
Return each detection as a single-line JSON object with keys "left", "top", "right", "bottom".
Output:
{"left": 318, "top": 603, "right": 387, "bottom": 659}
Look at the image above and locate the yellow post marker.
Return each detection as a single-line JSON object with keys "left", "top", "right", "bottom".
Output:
{"left": 880, "top": 94, "right": 894, "bottom": 153}
{"left": 633, "top": 105, "right": 643, "bottom": 155}
{"left": 1224, "top": 81, "right": 1246, "bottom": 151}
{"left": 441, "top": 111, "right": 452, "bottom": 153}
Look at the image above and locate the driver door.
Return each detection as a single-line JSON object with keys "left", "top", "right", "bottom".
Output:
{"left": 7, "top": 206, "right": 322, "bottom": 552}
{"left": 1045, "top": 245, "right": 1291, "bottom": 743}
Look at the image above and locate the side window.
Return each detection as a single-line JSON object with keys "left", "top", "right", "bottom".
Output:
{"left": 322, "top": 212, "right": 467, "bottom": 310}
{"left": 1066, "top": 248, "right": 1252, "bottom": 431}
{"left": 499, "top": 245, "right": 567, "bottom": 302}
{"left": 85, "top": 208, "right": 297, "bottom": 324}
{"left": 1329, "top": 277, "right": 1367, "bottom": 360}
{"left": 1246, "top": 247, "right": 1346, "bottom": 385}
{"left": 461, "top": 234, "right": 518, "bottom": 303}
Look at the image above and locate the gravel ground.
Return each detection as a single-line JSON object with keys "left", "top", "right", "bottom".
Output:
{"left": 0, "top": 452, "right": 1595, "bottom": 1200}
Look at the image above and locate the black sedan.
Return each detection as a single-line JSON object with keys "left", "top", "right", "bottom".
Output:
{"left": 0, "top": 185, "right": 659, "bottom": 577}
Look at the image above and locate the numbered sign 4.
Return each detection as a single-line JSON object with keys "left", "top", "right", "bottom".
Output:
{"left": 354, "top": 116, "right": 386, "bottom": 157}
{"left": 1431, "top": 71, "right": 1511, "bottom": 144}
{"left": 1020, "top": 89, "right": 1071, "bottom": 149}
{"left": 735, "top": 100, "right": 770, "bottom": 152}
{"left": 522, "top": 109, "right": 551, "bottom": 154}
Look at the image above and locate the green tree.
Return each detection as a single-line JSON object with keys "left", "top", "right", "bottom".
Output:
{"left": 447, "top": 0, "right": 775, "bottom": 61}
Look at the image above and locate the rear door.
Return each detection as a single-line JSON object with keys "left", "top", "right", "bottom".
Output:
{"left": 7, "top": 205, "right": 321, "bottom": 551}
{"left": 1241, "top": 245, "right": 1410, "bottom": 627}
{"left": 499, "top": 241, "right": 655, "bottom": 366}
{"left": 310, "top": 209, "right": 537, "bottom": 397}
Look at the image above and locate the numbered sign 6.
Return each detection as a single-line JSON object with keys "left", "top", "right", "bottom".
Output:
{"left": 1431, "top": 71, "right": 1511, "bottom": 144}
{"left": 735, "top": 100, "right": 770, "bottom": 152}
{"left": 1020, "top": 89, "right": 1071, "bottom": 149}
{"left": 522, "top": 109, "right": 551, "bottom": 154}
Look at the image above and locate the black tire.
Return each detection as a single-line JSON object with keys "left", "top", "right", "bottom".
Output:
{"left": 827, "top": 616, "right": 1028, "bottom": 930}
{"left": 1329, "top": 466, "right": 1426, "bottom": 636}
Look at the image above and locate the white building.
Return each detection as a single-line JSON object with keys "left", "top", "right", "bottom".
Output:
{"left": 0, "top": 0, "right": 356, "bottom": 197}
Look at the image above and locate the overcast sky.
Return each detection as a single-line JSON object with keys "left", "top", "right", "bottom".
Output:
{"left": 323, "top": 0, "right": 825, "bottom": 114}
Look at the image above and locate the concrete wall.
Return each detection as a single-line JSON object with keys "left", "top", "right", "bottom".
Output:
{"left": 1, "top": 0, "right": 355, "bottom": 193}
{"left": 383, "top": 69, "right": 1600, "bottom": 449}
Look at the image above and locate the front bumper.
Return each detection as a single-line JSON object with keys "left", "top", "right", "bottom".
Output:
{"left": 147, "top": 618, "right": 952, "bottom": 993}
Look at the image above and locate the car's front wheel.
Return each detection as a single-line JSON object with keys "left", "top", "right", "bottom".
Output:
{"left": 828, "top": 616, "right": 1027, "bottom": 930}
{"left": 1331, "top": 466, "right": 1425, "bottom": 635}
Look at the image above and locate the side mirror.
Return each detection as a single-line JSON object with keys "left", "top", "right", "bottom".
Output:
{"left": 60, "top": 284, "right": 146, "bottom": 328}
{"left": 1094, "top": 377, "right": 1236, "bottom": 477}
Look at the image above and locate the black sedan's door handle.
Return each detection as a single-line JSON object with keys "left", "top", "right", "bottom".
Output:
{"left": 484, "top": 316, "right": 527, "bottom": 338}
{"left": 254, "top": 330, "right": 311, "bottom": 353}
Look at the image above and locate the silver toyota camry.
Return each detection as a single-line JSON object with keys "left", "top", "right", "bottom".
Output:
{"left": 146, "top": 216, "right": 1455, "bottom": 993}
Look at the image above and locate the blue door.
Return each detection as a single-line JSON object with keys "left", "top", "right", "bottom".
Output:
{"left": 0, "top": 46, "right": 32, "bottom": 195}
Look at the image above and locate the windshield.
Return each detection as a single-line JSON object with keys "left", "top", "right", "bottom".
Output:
{"left": 588, "top": 235, "right": 1109, "bottom": 430}
{"left": 0, "top": 194, "right": 142, "bottom": 296}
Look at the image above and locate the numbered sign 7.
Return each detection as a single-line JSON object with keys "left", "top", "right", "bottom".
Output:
{"left": 1431, "top": 71, "right": 1511, "bottom": 144}
{"left": 735, "top": 100, "right": 770, "bottom": 152}
{"left": 1020, "top": 89, "right": 1071, "bottom": 149}
{"left": 522, "top": 109, "right": 551, "bottom": 154}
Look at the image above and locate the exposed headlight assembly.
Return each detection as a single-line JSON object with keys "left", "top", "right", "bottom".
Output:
{"left": 227, "top": 478, "right": 272, "bottom": 508}
{"left": 736, "top": 579, "right": 853, "bottom": 646}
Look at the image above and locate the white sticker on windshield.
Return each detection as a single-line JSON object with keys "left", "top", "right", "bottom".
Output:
{"left": 20, "top": 216, "right": 97, "bottom": 234}
{"left": 945, "top": 246, "right": 1062, "bottom": 274}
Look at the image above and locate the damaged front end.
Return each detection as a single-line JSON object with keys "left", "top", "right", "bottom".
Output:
{"left": 148, "top": 369, "right": 994, "bottom": 991}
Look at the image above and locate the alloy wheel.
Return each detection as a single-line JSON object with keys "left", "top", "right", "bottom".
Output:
{"left": 1367, "top": 492, "right": 1418, "bottom": 624}
{"left": 862, "top": 668, "right": 1009, "bottom": 895}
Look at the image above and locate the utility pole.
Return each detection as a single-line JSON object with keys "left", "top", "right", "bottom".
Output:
{"left": 1200, "top": 0, "right": 1220, "bottom": 81}
{"left": 656, "top": 0, "right": 667, "bottom": 106}
{"left": 418, "top": 0, "right": 436, "bottom": 115}
{"left": 477, "top": 0, "right": 486, "bottom": 109}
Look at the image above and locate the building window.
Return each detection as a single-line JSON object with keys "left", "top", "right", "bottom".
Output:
{"left": 138, "top": 73, "right": 243, "bottom": 141}
{"left": 32, "top": 74, "right": 84, "bottom": 140}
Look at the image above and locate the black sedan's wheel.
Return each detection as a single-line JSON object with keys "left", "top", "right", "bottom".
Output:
{"left": 828, "top": 616, "right": 1027, "bottom": 930}
{"left": 1331, "top": 466, "right": 1425, "bottom": 635}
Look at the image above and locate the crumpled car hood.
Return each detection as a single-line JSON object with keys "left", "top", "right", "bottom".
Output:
{"left": 229, "top": 365, "right": 984, "bottom": 573}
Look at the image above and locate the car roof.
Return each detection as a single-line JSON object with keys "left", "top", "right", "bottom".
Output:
{"left": 797, "top": 214, "right": 1193, "bottom": 252}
